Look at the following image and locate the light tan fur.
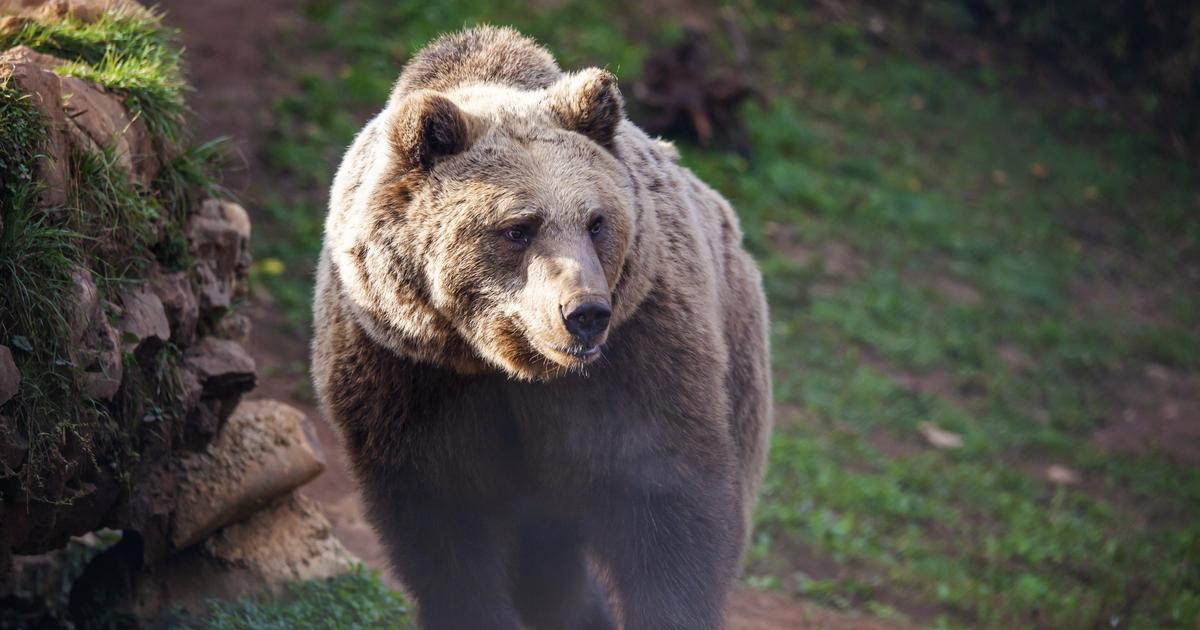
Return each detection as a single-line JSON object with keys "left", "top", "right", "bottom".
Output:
{"left": 313, "top": 26, "right": 771, "bottom": 630}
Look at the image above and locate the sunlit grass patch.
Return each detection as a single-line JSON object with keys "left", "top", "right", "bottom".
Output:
{"left": 175, "top": 565, "right": 414, "bottom": 630}
{"left": 1, "top": 10, "right": 188, "bottom": 141}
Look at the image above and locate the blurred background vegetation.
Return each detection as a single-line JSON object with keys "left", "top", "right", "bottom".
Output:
{"left": 174, "top": 0, "right": 1200, "bottom": 627}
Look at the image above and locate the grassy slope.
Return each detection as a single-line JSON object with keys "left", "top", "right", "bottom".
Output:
{"left": 0, "top": 12, "right": 225, "bottom": 499}
{"left": 251, "top": 2, "right": 1200, "bottom": 627}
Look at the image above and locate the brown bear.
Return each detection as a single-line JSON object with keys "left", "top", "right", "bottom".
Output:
{"left": 312, "top": 26, "right": 771, "bottom": 630}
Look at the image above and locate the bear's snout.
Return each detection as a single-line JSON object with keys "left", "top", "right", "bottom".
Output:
{"left": 561, "top": 296, "right": 611, "bottom": 345}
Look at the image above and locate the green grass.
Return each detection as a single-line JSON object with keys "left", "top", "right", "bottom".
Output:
{"left": 697, "top": 11, "right": 1200, "bottom": 627}
{"left": 174, "top": 565, "right": 414, "bottom": 630}
{"left": 249, "top": 2, "right": 1200, "bottom": 627}
{"left": 68, "top": 144, "right": 160, "bottom": 278}
{"left": 1, "top": 11, "right": 188, "bottom": 141}
{"left": 0, "top": 78, "right": 87, "bottom": 494}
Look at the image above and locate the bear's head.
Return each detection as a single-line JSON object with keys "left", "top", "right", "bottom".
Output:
{"left": 331, "top": 68, "right": 646, "bottom": 381}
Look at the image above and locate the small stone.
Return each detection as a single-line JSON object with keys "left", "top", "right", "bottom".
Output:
{"left": 117, "top": 286, "right": 170, "bottom": 357}
{"left": 150, "top": 271, "right": 199, "bottom": 346}
{"left": 191, "top": 262, "right": 230, "bottom": 313}
{"left": 918, "top": 422, "right": 964, "bottom": 449}
{"left": 1045, "top": 465, "right": 1081, "bottom": 485}
{"left": 183, "top": 337, "right": 256, "bottom": 398}
{"left": 77, "top": 318, "right": 123, "bottom": 401}
{"left": 202, "top": 199, "right": 251, "bottom": 241}
{"left": 0, "top": 345, "right": 18, "bottom": 405}
{"left": 67, "top": 268, "right": 100, "bottom": 345}
{"left": 188, "top": 202, "right": 251, "bottom": 314}
{"left": 212, "top": 312, "right": 252, "bottom": 344}
{"left": 64, "top": 270, "right": 124, "bottom": 400}
{"left": 1144, "top": 363, "right": 1170, "bottom": 383}
{"left": 867, "top": 14, "right": 886, "bottom": 35}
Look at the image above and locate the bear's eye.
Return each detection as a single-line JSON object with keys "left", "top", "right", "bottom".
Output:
{"left": 503, "top": 223, "right": 535, "bottom": 246}
{"left": 588, "top": 216, "right": 604, "bottom": 238}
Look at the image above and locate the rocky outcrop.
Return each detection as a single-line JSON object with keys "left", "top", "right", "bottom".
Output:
{"left": 17, "top": 401, "right": 351, "bottom": 625}
{"left": 1, "top": 5, "right": 356, "bottom": 625}
{"left": 1, "top": 0, "right": 269, "bottom": 602}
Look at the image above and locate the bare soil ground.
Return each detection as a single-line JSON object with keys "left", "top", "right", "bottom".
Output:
{"left": 154, "top": 1, "right": 904, "bottom": 627}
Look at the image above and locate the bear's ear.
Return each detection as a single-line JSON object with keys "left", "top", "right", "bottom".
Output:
{"left": 545, "top": 68, "right": 624, "bottom": 151}
{"left": 389, "top": 90, "right": 477, "bottom": 171}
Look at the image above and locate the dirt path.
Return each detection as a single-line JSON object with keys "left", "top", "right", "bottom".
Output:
{"left": 153, "top": 2, "right": 907, "bottom": 627}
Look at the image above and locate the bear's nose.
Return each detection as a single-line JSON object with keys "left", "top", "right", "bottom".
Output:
{"left": 562, "top": 299, "right": 611, "bottom": 343}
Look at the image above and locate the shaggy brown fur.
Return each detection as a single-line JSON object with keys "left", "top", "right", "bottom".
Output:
{"left": 312, "top": 26, "right": 772, "bottom": 630}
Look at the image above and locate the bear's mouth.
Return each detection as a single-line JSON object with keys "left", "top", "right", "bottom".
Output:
{"left": 495, "top": 315, "right": 603, "bottom": 376}
{"left": 562, "top": 344, "right": 602, "bottom": 360}
{"left": 541, "top": 341, "right": 604, "bottom": 368}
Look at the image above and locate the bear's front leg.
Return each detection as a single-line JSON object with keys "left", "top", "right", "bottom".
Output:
{"left": 588, "top": 471, "right": 743, "bottom": 630}
{"left": 362, "top": 481, "right": 523, "bottom": 630}
{"left": 509, "top": 513, "right": 616, "bottom": 630}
